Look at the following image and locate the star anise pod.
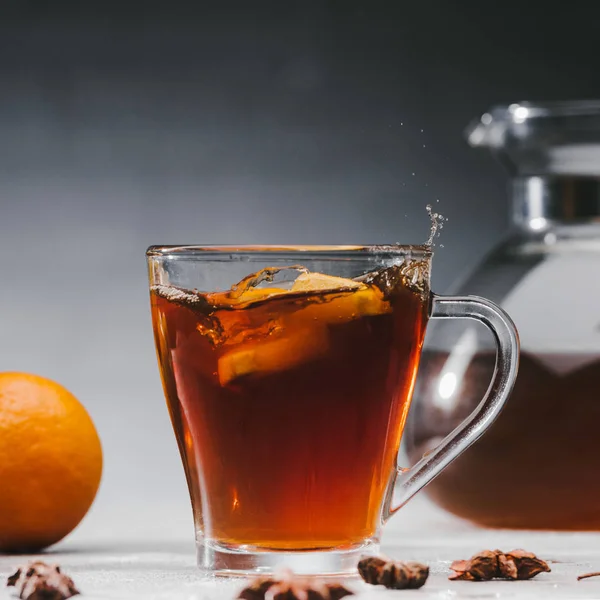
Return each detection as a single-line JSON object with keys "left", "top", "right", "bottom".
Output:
{"left": 449, "top": 549, "right": 550, "bottom": 581}
{"left": 7, "top": 561, "right": 79, "bottom": 600}
{"left": 237, "top": 568, "right": 353, "bottom": 600}
{"left": 357, "top": 556, "right": 429, "bottom": 589}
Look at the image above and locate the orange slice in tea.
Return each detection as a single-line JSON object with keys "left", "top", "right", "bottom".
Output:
{"left": 291, "top": 272, "right": 363, "bottom": 292}
{"left": 292, "top": 277, "right": 391, "bottom": 325}
{"left": 216, "top": 271, "right": 391, "bottom": 384}
{"left": 217, "top": 326, "right": 329, "bottom": 386}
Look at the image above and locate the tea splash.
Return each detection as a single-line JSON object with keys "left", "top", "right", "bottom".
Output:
{"left": 425, "top": 203, "right": 447, "bottom": 247}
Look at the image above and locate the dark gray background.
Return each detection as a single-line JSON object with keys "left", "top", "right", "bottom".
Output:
{"left": 1, "top": 1, "right": 600, "bottom": 542}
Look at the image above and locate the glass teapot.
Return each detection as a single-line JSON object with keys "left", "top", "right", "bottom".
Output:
{"left": 407, "top": 101, "right": 600, "bottom": 530}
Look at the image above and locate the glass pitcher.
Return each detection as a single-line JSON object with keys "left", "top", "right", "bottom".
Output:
{"left": 407, "top": 101, "right": 600, "bottom": 530}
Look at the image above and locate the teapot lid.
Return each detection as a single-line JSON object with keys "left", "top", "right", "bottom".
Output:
{"left": 466, "top": 101, "right": 600, "bottom": 177}
{"left": 467, "top": 101, "right": 600, "bottom": 227}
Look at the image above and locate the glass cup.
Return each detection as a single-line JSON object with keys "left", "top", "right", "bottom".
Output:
{"left": 147, "top": 245, "right": 519, "bottom": 577}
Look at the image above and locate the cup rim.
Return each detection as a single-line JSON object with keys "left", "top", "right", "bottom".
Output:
{"left": 146, "top": 244, "right": 433, "bottom": 259}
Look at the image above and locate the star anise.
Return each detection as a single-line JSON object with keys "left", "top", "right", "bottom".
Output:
{"left": 7, "top": 561, "right": 79, "bottom": 600}
{"left": 237, "top": 568, "right": 353, "bottom": 600}
{"left": 357, "top": 556, "right": 429, "bottom": 589}
{"left": 449, "top": 549, "right": 550, "bottom": 581}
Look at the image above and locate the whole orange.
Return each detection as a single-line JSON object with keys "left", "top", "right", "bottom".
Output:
{"left": 0, "top": 372, "right": 102, "bottom": 552}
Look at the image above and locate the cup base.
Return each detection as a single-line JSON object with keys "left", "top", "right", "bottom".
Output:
{"left": 197, "top": 538, "right": 380, "bottom": 577}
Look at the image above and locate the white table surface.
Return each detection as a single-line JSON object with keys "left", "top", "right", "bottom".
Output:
{"left": 3, "top": 498, "right": 600, "bottom": 600}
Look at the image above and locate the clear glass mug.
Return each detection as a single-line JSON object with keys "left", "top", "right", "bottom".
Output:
{"left": 147, "top": 245, "right": 519, "bottom": 576}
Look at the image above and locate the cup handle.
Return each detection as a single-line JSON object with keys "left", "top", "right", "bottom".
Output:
{"left": 386, "top": 294, "right": 520, "bottom": 519}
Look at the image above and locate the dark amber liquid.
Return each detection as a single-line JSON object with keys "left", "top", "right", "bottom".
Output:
{"left": 151, "top": 272, "right": 428, "bottom": 550}
{"left": 410, "top": 351, "right": 600, "bottom": 530}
